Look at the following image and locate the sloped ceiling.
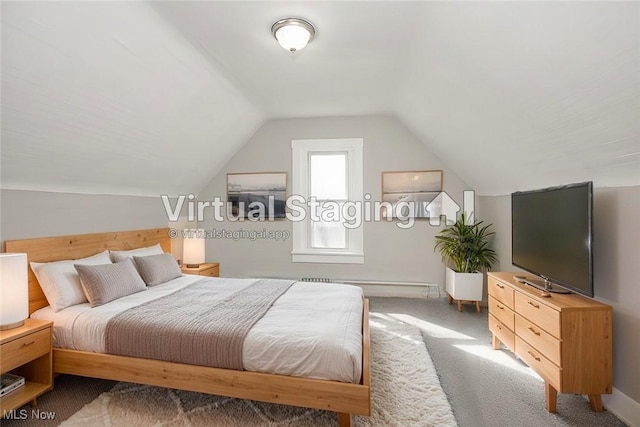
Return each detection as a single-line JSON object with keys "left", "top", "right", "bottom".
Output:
{"left": 1, "top": 2, "right": 264, "bottom": 196}
{"left": 1, "top": 1, "right": 638, "bottom": 196}
{"left": 395, "top": 2, "right": 640, "bottom": 195}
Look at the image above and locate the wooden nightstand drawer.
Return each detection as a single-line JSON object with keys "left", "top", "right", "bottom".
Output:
{"left": 200, "top": 265, "right": 219, "bottom": 277}
{"left": 1, "top": 328, "right": 50, "bottom": 373}
{"left": 181, "top": 263, "right": 219, "bottom": 277}
{"left": 1, "top": 319, "right": 53, "bottom": 415}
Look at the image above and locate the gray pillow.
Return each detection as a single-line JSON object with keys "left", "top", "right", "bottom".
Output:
{"left": 75, "top": 258, "right": 147, "bottom": 307}
{"left": 132, "top": 253, "right": 182, "bottom": 286}
{"left": 110, "top": 244, "right": 163, "bottom": 263}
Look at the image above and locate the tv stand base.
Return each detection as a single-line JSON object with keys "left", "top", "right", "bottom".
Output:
{"left": 523, "top": 278, "right": 572, "bottom": 294}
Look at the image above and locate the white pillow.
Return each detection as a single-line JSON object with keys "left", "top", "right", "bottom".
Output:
{"left": 110, "top": 244, "right": 163, "bottom": 263}
{"left": 30, "top": 250, "right": 113, "bottom": 312}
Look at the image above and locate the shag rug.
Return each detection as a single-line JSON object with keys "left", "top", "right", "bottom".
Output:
{"left": 61, "top": 313, "right": 457, "bottom": 426}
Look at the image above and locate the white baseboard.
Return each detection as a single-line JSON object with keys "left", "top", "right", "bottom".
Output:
{"left": 603, "top": 387, "right": 640, "bottom": 427}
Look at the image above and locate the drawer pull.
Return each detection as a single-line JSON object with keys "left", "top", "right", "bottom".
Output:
{"left": 527, "top": 301, "right": 540, "bottom": 309}
{"left": 496, "top": 324, "right": 502, "bottom": 330}
{"left": 22, "top": 340, "right": 36, "bottom": 347}
{"left": 496, "top": 304, "right": 504, "bottom": 310}
{"left": 527, "top": 327, "right": 541, "bottom": 336}
{"left": 527, "top": 350, "right": 541, "bottom": 362}
{"left": 496, "top": 283, "right": 504, "bottom": 289}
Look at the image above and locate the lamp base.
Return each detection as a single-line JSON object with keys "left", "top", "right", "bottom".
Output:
{"left": 0, "top": 319, "right": 25, "bottom": 331}
{"left": 185, "top": 264, "right": 201, "bottom": 269}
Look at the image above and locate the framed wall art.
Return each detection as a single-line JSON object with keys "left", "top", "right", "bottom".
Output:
{"left": 381, "top": 170, "right": 443, "bottom": 218}
{"left": 227, "top": 172, "right": 287, "bottom": 219}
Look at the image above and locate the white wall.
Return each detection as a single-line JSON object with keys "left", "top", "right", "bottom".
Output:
{"left": 478, "top": 185, "right": 640, "bottom": 411}
{"left": 197, "top": 115, "right": 471, "bottom": 288}
{"left": 0, "top": 189, "right": 176, "bottom": 256}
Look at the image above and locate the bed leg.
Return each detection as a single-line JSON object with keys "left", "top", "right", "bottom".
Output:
{"left": 337, "top": 412, "right": 352, "bottom": 427}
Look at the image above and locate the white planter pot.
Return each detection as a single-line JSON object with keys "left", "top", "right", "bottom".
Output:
{"left": 445, "top": 267, "right": 483, "bottom": 302}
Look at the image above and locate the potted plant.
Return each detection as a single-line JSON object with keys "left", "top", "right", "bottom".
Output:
{"left": 434, "top": 212, "right": 497, "bottom": 312}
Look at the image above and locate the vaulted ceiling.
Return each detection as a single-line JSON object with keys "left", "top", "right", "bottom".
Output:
{"left": 1, "top": 2, "right": 638, "bottom": 196}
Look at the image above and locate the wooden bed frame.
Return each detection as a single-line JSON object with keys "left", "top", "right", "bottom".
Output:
{"left": 4, "top": 228, "right": 371, "bottom": 426}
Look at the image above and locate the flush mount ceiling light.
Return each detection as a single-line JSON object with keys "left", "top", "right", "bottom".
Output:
{"left": 271, "top": 18, "right": 316, "bottom": 53}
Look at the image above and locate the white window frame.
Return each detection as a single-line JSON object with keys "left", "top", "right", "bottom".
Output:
{"left": 291, "top": 138, "right": 364, "bottom": 264}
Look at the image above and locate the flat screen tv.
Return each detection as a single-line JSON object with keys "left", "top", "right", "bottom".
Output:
{"left": 511, "top": 181, "right": 593, "bottom": 297}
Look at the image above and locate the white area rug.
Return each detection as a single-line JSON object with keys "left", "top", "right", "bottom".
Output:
{"left": 61, "top": 313, "right": 457, "bottom": 426}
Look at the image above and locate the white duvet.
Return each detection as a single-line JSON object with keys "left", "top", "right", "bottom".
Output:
{"left": 31, "top": 275, "right": 364, "bottom": 383}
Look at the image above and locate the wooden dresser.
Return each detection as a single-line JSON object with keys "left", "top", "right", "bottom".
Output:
{"left": 487, "top": 272, "right": 612, "bottom": 413}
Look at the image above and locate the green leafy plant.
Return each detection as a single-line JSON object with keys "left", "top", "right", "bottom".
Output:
{"left": 434, "top": 212, "right": 498, "bottom": 273}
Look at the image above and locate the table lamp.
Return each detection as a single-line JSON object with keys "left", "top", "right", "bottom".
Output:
{"left": 183, "top": 229, "right": 205, "bottom": 268}
{"left": 0, "top": 253, "right": 28, "bottom": 330}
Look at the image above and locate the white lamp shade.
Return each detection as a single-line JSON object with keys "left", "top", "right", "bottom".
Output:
{"left": 183, "top": 229, "right": 205, "bottom": 266}
{"left": 0, "top": 253, "right": 28, "bottom": 330}
{"left": 275, "top": 25, "right": 312, "bottom": 52}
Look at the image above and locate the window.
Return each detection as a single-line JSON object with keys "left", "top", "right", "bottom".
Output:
{"left": 291, "top": 138, "right": 364, "bottom": 263}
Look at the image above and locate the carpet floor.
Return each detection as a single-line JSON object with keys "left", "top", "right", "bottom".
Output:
{"left": 56, "top": 312, "right": 456, "bottom": 426}
{"left": 372, "top": 297, "right": 628, "bottom": 427}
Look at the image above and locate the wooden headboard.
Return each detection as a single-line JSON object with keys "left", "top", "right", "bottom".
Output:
{"left": 4, "top": 228, "right": 171, "bottom": 314}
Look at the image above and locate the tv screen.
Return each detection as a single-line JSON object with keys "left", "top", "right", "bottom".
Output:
{"left": 511, "top": 182, "right": 593, "bottom": 297}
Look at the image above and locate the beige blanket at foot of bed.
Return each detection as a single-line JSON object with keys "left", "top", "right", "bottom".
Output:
{"left": 105, "top": 278, "right": 295, "bottom": 369}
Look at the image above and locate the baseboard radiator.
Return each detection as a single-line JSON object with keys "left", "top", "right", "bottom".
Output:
{"left": 299, "top": 278, "right": 441, "bottom": 298}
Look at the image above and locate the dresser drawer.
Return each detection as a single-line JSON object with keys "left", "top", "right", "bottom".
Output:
{"left": 488, "top": 277, "right": 514, "bottom": 308}
{"left": 515, "top": 314, "right": 561, "bottom": 366}
{"left": 489, "top": 314, "right": 515, "bottom": 350}
{"left": 515, "top": 293, "right": 560, "bottom": 338}
{"left": 489, "top": 296, "right": 515, "bottom": 331}
{"left": 516, "top": 336, "right": 561, "bottom": 391}
{"left": 0, "top": 328, "right": 50, "bottom": 373}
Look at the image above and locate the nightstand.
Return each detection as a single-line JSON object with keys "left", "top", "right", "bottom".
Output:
{"left": 0, "top": 319, "right": 53, "bottom": 414}
{"left": 181, "top": 263, "right": 219, "bottom": 277}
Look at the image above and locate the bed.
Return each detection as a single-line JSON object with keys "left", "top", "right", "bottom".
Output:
{"left": 4, "top": 228, "right": 370, "bottom": 426}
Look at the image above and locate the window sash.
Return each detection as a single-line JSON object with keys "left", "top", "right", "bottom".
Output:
{"left": 308, "top": 200, "right": 349, "bottom": 250}
{"left": 309, "top": 152, "right": 348, "bottom": 200}
{"left": 291, "top": 138, "right": 364, "bottom": 264}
